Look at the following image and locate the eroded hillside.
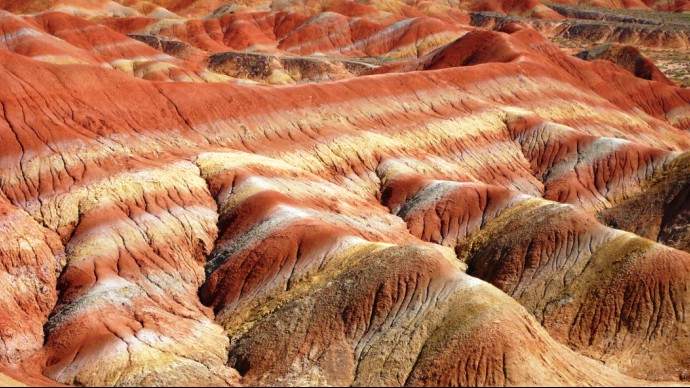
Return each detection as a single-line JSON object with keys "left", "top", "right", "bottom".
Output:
{"left": 0, "top": 0, "right": 689, "bottom": 387}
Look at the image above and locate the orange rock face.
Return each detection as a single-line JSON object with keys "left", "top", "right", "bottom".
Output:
{"left": 0, "top": 0, "right": 689, "bottom": 387}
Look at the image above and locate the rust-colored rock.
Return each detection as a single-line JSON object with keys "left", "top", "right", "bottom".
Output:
{"left": 0, "top": 1, "right": 689, "bottom": 386}
{"left": 576, "top": 43, "right": 673, "bottom": 84}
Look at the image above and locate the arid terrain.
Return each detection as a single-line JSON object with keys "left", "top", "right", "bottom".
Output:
{"left": 0, "top": 0, "right": 688, "bottom": 386}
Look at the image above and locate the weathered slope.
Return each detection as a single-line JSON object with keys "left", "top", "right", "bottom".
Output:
{"left": 456, "top": 197, "right": 690, "bottom": 381}
{"left": 470, "top": 12, "right": 690, "bottom": 50}
{"left": 103, "top": 10, "right": 468, "bottom": 59}
{"left": 228, "top": 243, "right": 647, "bottom": 387}
{"left": 0, "top": 10, "right": 227, "bottom": 82}
{"left": 598, "top": 152, "right": 690, "bottom": 253}
{"left": 194, "top": 151, "right": 646, "bottom": 387}
{"left": 575, "top": 43, "right": 674, "bottom": 84}
{"left": 0, "top": 197, "right": 64, "bottom": 367}
{"left": 0, "top": 22, "right": 688, "bottom": 385}
{"left": 374, "top": 28, "right": 690, "bottom": 132}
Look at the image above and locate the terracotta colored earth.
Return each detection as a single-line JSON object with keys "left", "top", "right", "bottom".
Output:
{"left": 0, "top": 0, "right": 689, "bottom": 387}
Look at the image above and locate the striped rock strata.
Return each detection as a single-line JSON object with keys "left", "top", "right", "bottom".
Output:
{"left": 0, "top": 5, "right": 688, "bottom": 387}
